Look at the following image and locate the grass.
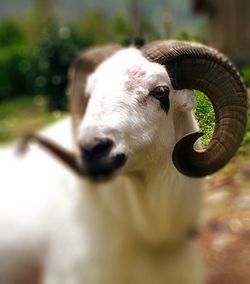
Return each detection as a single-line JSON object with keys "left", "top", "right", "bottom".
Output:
{"left": 194, "top": 90, "right": 215, "bottom": 147}
{"left": 195, "top": 90, "right": 250, "bottom": 148}
{"left": 0, "top": 95, "right": 66, "bottom": 145}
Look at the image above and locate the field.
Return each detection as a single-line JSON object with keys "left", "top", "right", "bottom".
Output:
{"left": 0, "top": 96, "right": 65, "bottom": 145}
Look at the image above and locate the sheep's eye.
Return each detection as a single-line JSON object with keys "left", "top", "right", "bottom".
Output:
{"left": 150, "top": 86, "right": 170, "bottom": 113}
{"left": 151, "top": 86, "right": 169, "bottom": 99}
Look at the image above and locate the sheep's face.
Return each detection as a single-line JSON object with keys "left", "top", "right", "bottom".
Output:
{"left": 78, "top": 48, "right": 195, "bottom": 181}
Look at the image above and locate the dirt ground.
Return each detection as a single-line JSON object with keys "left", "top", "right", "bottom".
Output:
{"left": 199, "top": 145, "right": 250, "bottom": 284}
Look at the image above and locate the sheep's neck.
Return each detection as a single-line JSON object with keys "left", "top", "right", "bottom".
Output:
{"left": 81, "top": 163, "right": 203, "bottom": 248}
{"left": 126, "top": 167, "right": 202, "bottom": 244}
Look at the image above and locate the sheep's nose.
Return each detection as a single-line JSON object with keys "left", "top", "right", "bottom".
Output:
{"left": 80, "top": 138, "right": 114, "bottom": 161}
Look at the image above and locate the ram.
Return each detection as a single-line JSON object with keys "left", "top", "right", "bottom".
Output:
{"left": 3, "top": 40, "right": 248, "bottom": 284}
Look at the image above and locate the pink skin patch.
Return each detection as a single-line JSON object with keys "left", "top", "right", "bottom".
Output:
{"left": 123, "top": 65, "right": 149, "bottom": 107}
{"left": 127, "top": 65, "right": 146, "bottom": 80}
{"left": 124, "top": 65, "right": 161, "bottom": 109}
{"left": 124, "top": 65, "right": 146, "bottom": 93}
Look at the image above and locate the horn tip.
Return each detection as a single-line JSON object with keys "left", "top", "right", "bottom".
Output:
{"left": 172, "top": 131, "right": 205, "bottom": 177}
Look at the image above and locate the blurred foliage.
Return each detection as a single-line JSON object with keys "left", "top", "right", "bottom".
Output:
{"left": 0, "top": 20, "right": 26, "bottom": 47}
{"left": 240, "top": 66, "right": 250, "bottom": 145}
{"left": 194, "top": 89, "right": 250, "bottom": 148}
{"left": 78, "top": 9, "right": 112, "bottom": 44}
{"left": 0, "top": 20, "right": 32, "bottom": 100}
{"left": 242, "top": 98, "right": 250, "bottom": 145}
{"left": 0, "top": 44, "right": 33, "bottom": 100}
{"left": 77, "top": 9, "right": 160, "bottom": 45}
{"left": 0, "top": 19, "right": 92, "bottom": 110}
{"left": 173, "top": 28, "right": 206, "bottom": 43}
{"left": 32, "top": 20, "right": 92, "bottom": 110}
{"left": 0, "top": 9, "right": 162, "bottom": 111}
{"left": 194, "top": 90, "right": 215, "bottom": 147}
{"left": 112, "top": 13, "right": 133, "bottom": 43}
{"left": 243, "top": 116, "right": 250, "bottom": 145}
{"left": 241, "top": 66, "right": 250, "bottom": 88}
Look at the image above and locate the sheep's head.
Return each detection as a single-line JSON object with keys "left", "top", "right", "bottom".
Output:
{"left": 22, "top": 41, "right": 248, "bottom": 181}
{"left": 76, "top": 48, "right": 197, "bottom": 181}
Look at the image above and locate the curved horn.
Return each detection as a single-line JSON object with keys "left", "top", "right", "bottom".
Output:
{"left": 141, "top": 40, "right": 248, "bottom": 177}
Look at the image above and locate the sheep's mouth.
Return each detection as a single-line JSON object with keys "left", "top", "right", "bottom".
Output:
{"left": 83, "top": 153, "right": 127, "bottom": 182}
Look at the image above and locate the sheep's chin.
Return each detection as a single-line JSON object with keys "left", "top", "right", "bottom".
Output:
{"left": 82, "top": 153, "right": 127, "bottom": 183}
{"left": 85, "top": 173, "right": 115, "bottom": 183}
{"left": 84, "top": 168, "right": 122, "bottom": 184}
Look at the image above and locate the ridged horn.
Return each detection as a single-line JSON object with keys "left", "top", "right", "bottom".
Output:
{"left": 141, "top": 40, "right": 248, "bottom": 177}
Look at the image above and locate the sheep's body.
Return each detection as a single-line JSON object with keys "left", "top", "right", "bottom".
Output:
{"left": 0, "top": 119, "right": 204, "bottom": 284}
{"left": 40, "top": 183, "right": 201, "bottom": 284}
{"left": 47, "top": 166, "right": 203, "bottom": 284}
{"left": 0, "top": 47, "right": 206, "bottom": 284}
{"left": 0, "top": 118, "right": 78, "bottom": 284}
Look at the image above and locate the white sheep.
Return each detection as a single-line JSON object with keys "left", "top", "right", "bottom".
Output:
{"left": 0, "top": 40, "right": 247, "bottom": 284}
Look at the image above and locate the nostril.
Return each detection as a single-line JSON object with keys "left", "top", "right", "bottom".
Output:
{"left": 80, "top": 138, "right": 114, "bottom": 160}
{"left": 91, "top": 138, "right": 113, "bottom": 156}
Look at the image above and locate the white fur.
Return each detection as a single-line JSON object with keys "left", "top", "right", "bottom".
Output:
{"left": 0, "top": 48, "right": 204, "bottom": 284}
{"left": 0, "top": 118, "right": 78, "bottom": 283}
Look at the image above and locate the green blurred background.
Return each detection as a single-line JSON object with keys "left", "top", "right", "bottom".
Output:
{"left": 0, "top": 0, "right": 249, "bottom": 145}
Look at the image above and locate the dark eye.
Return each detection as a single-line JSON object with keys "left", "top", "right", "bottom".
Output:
{"left": 151, "top": 86, "right": 169, "bottom": 99}
{"left": 150, "top": 86, "right": 170, "bottom": 113}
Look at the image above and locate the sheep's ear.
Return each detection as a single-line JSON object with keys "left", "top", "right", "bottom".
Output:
{"left": 171, "top": 89, "right": 196, "bottom": 112}
{"left": 68, "top": 45, "right": 122, "bottom": 139}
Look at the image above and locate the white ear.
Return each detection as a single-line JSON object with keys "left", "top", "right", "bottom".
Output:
{"left": 171, "top": 89, "right": 196, "bottom": 112}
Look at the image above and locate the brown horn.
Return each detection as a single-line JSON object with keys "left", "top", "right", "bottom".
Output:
{"left": 141, "top": 40, "right": 248, "bottom": 177}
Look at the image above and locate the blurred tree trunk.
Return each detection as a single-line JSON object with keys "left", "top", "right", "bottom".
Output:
{"left": 193, "top": 0, "right": 250, "bottom": 67}
{"left": 126, "top": 0, "right": 143, "bottom": 39}
{"left": 24, "top": 0, "right": 56, "bottom": 40}
{"left": 35, "top": 0, "right": 56, "bottom": 19}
